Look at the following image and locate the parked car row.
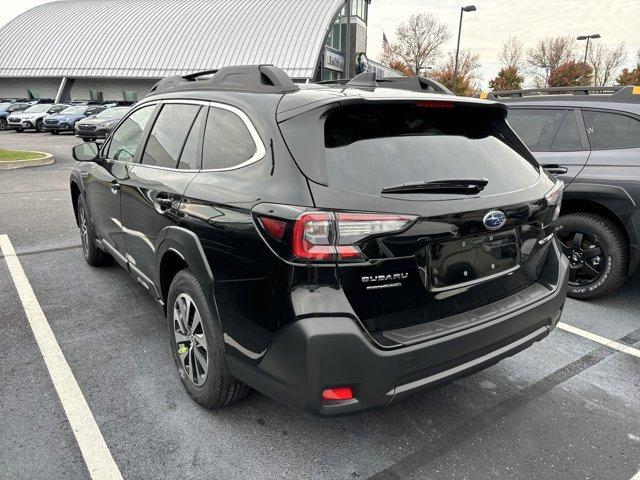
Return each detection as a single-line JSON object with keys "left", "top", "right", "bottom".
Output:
{"left": 0, "top": 98, "right": 132, "bottom": 139}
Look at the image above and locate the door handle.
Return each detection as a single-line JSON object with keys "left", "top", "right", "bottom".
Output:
{"left": 542, "top": 164, "right": 568, "bottom": 175}
{"left": 110, "top": 181, "right": 121, "bottom": 195}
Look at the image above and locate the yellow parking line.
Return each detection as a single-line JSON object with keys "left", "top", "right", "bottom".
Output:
{"left": 557, "top": 322, "right": 640, "bottom": 359}
{"left": 0, "top": 234, "right": 123, "bottom": 480}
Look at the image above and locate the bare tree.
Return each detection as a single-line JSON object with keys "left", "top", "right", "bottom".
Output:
{"left": 391, "top": 13, "right": 451, "bottom": 75}
{"left": 498, "top": 36, "right": 524, "bottom": 69}
{"left": 589, "top": 42, "right": 627, "bottom": 86}
{"left": 526, "top": 36, "right": 576, "bottom": 86}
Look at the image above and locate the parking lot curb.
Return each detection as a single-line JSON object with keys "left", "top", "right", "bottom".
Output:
{"left": 0, "top": 152, "right": 54, "bottom": 170}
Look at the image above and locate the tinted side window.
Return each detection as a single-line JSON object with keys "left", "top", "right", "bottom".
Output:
{"left": 583, "top": 110, "right": 640, "bottom": 149}
{"left": 178, "top": 108, "right": 206, "bottom": 170}
{"left": 202, "top": 107, "right": 256, "bottom": 170}
{"left": 550, "top": 111, "right": 582, "bottom": 151}
{"left": 106, "top": 105, "right": 155, "bottom": 162}
{"left": 507, "top": 109, "right": 565, "bottom": 152}
{"left": 142, "top": 104, "right": 201, "bottom": 168}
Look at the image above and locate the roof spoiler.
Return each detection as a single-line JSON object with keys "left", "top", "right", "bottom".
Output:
{"left": 479, "top": 85, "right": 640, "bottom": 102}
{"left": 149, "top": 65, "right": 300, "bottom": 95}
{"left": 316, "top": 74, "right": 453, "bottom": 95}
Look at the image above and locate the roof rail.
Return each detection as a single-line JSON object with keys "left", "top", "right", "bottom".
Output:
{"left": 315, "top": 74, "right": 453, "bottom": 95}
{"left": 149, "top": 65, "right": 300, "bottom": 95}
{"left": 480, "top": 85, "right": 640, "bottom": 100}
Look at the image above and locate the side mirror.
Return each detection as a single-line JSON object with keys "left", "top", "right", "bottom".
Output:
{"left": 73, "top": 142, "right": 100, "bottom": 162}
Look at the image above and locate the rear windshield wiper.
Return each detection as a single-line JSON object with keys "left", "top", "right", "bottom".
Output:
{"left": 381, "top": 178, "right": 489, "bottom": 195}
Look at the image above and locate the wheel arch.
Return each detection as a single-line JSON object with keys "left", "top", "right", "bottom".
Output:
{"left": 561, "top": 183, "right": 637, "bottom": 262}
{"left": 156, "top": 226, "right": 215, "bottom": 311}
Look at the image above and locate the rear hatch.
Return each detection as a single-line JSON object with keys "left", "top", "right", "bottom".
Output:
{"left": 278, "top": 97, "right": 559, "bottom": 344}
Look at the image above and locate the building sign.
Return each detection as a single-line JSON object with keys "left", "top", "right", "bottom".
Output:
{"left": 324, "top": 48, "right": 345, "bottom": 72}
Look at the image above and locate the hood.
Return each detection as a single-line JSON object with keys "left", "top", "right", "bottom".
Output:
{"left": 46, "top": 113, "right": 85, "bottom": 122}
{"left": 77, "top": 117, "right": 120, "bottom": 127}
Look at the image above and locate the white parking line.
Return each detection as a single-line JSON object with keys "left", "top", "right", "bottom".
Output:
{"left": 632, "top": 469, "right": 640, "bottom": 480}
{"left": 557, "top": 322, "right": 640, "bottom": 359}
{"left": 0, "top": 234, "right": 123, "bottom": 480}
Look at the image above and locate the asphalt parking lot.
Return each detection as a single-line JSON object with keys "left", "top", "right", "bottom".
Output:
{"left": 1, "top": 130, "right": 639, "bottom": 480}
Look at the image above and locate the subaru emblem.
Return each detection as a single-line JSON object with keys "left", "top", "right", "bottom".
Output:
{"left": 483, "top": 210, "right": 506, "bottom": 230}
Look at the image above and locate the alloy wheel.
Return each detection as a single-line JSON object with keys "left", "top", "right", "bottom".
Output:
{"left": 173, "top": 293, "right": 208, "bottom": 386}
{"left": 78, "top": 203, "right": 89, "bottom": 259}
{"left": 557, "top": 230, "right": 606, "bottom": 287}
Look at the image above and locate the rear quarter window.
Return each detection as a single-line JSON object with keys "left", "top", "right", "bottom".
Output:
{"left": 583, "top": 110, "right": 640, "bottom": 150}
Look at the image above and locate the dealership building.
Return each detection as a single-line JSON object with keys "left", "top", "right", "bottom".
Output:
{"left": 0, "top": 0, "right": 398, "bottom": 103}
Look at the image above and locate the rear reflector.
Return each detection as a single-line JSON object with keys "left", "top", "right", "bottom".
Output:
{"left": 322, "top": 387, "right": 353, "bottom": 401}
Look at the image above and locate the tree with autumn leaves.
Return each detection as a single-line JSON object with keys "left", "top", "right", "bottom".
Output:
{"left": 617, "top": 49, "right": 640, "bottom": 85}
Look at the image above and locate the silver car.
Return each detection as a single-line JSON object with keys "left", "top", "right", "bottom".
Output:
{"left": 7, "top": 103, "right": 69, "bottom": 132}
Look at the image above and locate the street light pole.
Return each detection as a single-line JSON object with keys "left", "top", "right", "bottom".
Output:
{"left": 577, "top": 34, "right": 601, "bottom": 68}
{"left": 453, "top": 5, "right": 476, "bottom": 94}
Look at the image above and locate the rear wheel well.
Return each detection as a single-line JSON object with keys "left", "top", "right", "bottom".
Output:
{"left": 159, "top": 250, "right": 188, "bottom": 308}
{"left": 560, "top": 197, "right": 630, "bottom": 259}
{"left": 70, "top": 181, "right": 81, "bottom": 226}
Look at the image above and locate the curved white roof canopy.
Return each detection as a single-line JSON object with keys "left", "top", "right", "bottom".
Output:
{"left": 0, "top": 0, "right": 344, "bottom": 79}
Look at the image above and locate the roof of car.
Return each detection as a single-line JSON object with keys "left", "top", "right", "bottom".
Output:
{"left": 144, "top": 65, "right": 505, "bottom": 121}
{"left": 480, "top": 85, "right": 640, "bottom": 114}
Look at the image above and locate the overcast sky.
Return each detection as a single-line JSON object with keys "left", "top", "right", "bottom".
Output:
{"left": 2, "top": 0, "right": 639, "bottom": 87}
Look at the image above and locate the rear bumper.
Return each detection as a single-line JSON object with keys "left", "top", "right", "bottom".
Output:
{"left": 227, "top": 239, "right": 569, "bottom": 416}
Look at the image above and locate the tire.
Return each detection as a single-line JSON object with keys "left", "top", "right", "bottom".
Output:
{"left": 15, "top": 128, "right": 22, "bottom": 133}
{"left": 35, "top": 120, "right": 45, "bottom": 133}
{"left": 167, "top": 269, "right": 249, "bottom": 409}
{"left": 556, "top": 213, "right": 628, "bottom": 300}
{"left": 0, "top": 118, "right": 6, "bottom": 131}
{"left": 77, "top": 194, "right": 110, "bottom": 267}
{"left": 51, "top": 130, "right": 59, "bottom": 135}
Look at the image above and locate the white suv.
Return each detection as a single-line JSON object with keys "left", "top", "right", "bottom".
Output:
{"left": 7, "top": 103, "right": 68, "bottom": 132}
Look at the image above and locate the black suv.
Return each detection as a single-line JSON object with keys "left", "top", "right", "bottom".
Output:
{"left": 69, "top": 65, "right": 568, "bottom": 415}
{"left": 486, "top": 86, "right": 640, "bottom": 299}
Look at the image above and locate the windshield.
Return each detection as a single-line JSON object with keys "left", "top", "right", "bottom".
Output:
{"left": 25, "top": 104, "right": 52, "bottom": 113}
{"left": 322, "top": 103, "right": 540, "bottom": 197}
{"left": 95, "top": 107, "right": 130, "bottom": 119}
{"left": 60, "top": 106, "right": 87, "bottom": 115}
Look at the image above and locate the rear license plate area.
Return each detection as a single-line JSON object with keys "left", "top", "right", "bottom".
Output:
{"left": 427, "top": 230, "right": 520, "bottom": 291}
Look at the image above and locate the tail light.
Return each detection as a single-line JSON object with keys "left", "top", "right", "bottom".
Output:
{"left": 259, "top": 210, "right": 416, "bottom": 263}
{"left": 545, "top": 180, "right": 564, "bottom": 221}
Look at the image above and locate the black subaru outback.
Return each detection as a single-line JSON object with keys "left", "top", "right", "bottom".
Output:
{"left": 485, "top": 86, "right": 640, "bottom": 299}
{"left": 69, "top": 65, "right": 568, "bottom": 415}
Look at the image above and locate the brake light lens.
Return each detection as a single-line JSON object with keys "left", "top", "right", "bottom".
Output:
{"left": 545, "top": 180, "right": 564, "bottom": 221}
{"left": 415, "top": 100, "right": 454, "bottom": 109}
{"left": 288, "top": 211, "right": 416, "bottom": 262}
{"left": 259, "top": 217, "right": 287, "bottom": 240}
{"left": 322, "top": 387, "right": 353, "bottom": 401}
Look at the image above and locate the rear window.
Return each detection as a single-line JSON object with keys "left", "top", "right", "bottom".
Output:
{"left": 322, "top": 104, "right": 539, "bottom": 196}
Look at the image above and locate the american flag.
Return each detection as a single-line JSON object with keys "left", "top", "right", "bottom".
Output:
{"left": 382, "top": 32, "right": 391, "bottom": 56}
